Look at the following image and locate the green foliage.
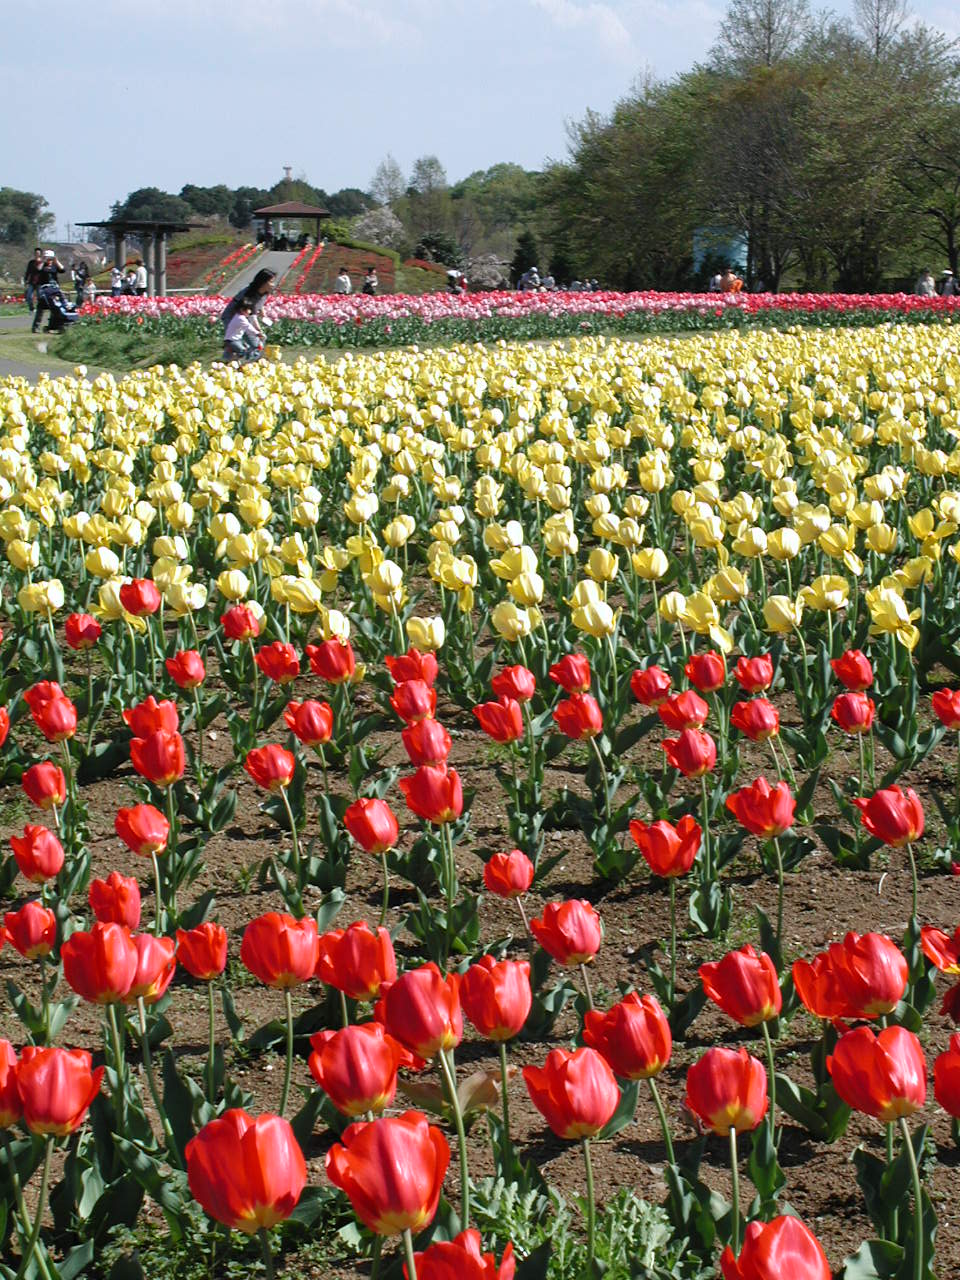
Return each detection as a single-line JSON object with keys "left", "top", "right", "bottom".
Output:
{"left": 0, "top": 186, "right": 55, "bottom": 244}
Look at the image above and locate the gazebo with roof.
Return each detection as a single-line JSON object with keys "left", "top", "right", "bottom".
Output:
{"left": 77, "top": 218, "right": 206, "bottom": 297}
{"left": 253, "top": 201, "right": 330, "bottom": 246}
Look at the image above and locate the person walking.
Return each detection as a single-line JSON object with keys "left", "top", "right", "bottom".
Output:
{"left": 220, "top": 268, "right": 277, "bottom": 344}
{"left": 334, "top": 266, "right": 352, "bottom": 295}
{"left": 110, "top": 265, "right": 123, "bottom": 296}
{"left": 32, "top": 249, "right": 65, "bottom": 332}
{"left": 23, "top": 247, "right": 43, "bottom": 311}
{"left": 939, "top": 270, "right": 957, "bottom": 297}
{"left": 916, "top": 268, "right": 936, "bottom": 296}
{"left": 362, "top": 266, "right": 378, "bottom": 295}
{"left": 71, "top": 260, "right": 89, "bottom": 308}
{"left": 134, "top": 258, "right": 148, "bottom": 295}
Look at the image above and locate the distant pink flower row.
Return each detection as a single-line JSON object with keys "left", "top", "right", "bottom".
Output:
{"left": 81, "top": 289, "right": 960, "bottom": 326}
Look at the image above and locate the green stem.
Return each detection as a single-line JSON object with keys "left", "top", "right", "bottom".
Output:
{"left": 956, "top": 732, "right": 960, "bottom": 828}
{"left": 258, "top": 1227, "right": 276, "bottom": 1280}
{"left": 648, "top": 1076, "right": 675, "bottom": 1164}
{"left": 582, "top": 1137, "right": 597, "bottom": 1272}
{"left": 137, "top": 997, "right": 183, "bottom": 1167}
{"left": 700, "top": 774, "right": 712, "bottom": 879}
{"left": 771, "top": 837, "right": 784, "bottom": 955}
{"left": 898, "top": 1117, "right": 924, "bottom": 1280}
{"left": 14, "top": 1135, "right": 52, "bottom": 1280}
{"left": 439, "top": 1049, "right": 470, "bottom": 1229}
{"left": 729, "top": 1127, "right": 740, "bottom": 1256}
{"left": 38, "top": 953, "right": 50, "bottom": 1043}
{"left": 498, "top": 1041, "right": 512, "bottom": 1152}
{"left": 340, "top": 989, "right": 350, "bottom": 1029}
{"left": 886, "top": 1121, "right": 899, "bottom": 1241}
{"left": 402, "top": 1229, "right": 418, "bottom": 1280}
{"left": 907, "top": 842, "right": 919, "bottom": 924}
{"left": 164, "top": 785, "right": 178, "bottom": 924}
{"left": 761, "top": 1020, "right": 778, "bottom": 1149}
{"left": 192, "top": 688, "right": 205, "bottom": 785}
{"left": 668, "top": 877, "right": 677, "bottom": 1008}
{"left": 580, "top": 963, "right": 596, "bottom": 1011}
{"left": 379, "top": 850, "right": 390, "bottom": 929}
{"left": 279, "top": 788, "right": 301, "bottom": 886}
{"left": 85, "top": 649, "right": 94, "bottom": 751}
{"left": 280, "top": 988, "right": 294, "bottom": 1117}
{"left": 858, "top": 731, "right": 866, "bottom": 800}
{"left": 152, "top": 851, "right": 163, "bottom": 938}
{"left": 207, "top": 982, "right": 217, "bottom": 1103}
{"left": 370, "top": 1235, "right": 383, "bottom": 1280}
{"left": 107, "top": 1002, "right": 127, "bottom": 1132}
{"left": 517, "top": 896, "right": 530, "bottom": 934}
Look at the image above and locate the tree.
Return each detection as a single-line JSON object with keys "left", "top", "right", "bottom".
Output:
{"left": 713, "top": 0, "right": 812, "bottom": 69}
{"left": 230, "top": 187, "right": 272, "bottom": 229}
{"left": 414, "top": 231, "right": 462, "bottom": 267}
{"left": 350, "top": 207, "right": 408, "bottom": 252}
{"left": 898, "top": 100, "right": 960, "bottom": 276}
{"left": 370, "top": 154, "right": 406, "bottom": 207}
{"left": 853, "top": 0, "right": 909, "bottom": 60}
{"left": 179, "top": 184, "right": 233, "bottom": 218}
{"left": 111, "top": 188, "right": 193, "bottom": 223}
{"left": 0, "top": 188, "right": 54, "bottom": 244}
{"left": 409, "top": 156, "right": 448, "bottom": 198}
{"left": 326, "top": 188, "right": 375, "bottom": 219}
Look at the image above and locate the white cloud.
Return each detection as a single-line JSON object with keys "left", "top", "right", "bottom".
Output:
{"left": 531, "top": 0, "right": 634, "bottom": 53}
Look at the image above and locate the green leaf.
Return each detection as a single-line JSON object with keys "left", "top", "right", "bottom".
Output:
{"left": 842, "top": 1239, "right": 904, "bottom": 1279}
{"left": 598, "top": 1079, "right": 640, "bottom": 1139}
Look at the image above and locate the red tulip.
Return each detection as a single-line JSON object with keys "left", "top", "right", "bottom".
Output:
{"left": 165, "top": 650, "right": 206, "bottom": 689}
{"left": 460, "top": 957, "right": 532, "bottom": 1041}
{"left": 662, "top": 729, "right": 716, "bottom": 777}
{"left": 491, "top": 664, "right": 536, "bottom": 703}
{"left": 221, "top": 604, "right": 261, "bottom": 642}
{"left": 685, "top": 650, "right": 726, "bottom": 693}
{"left": 932, "top": 689, "right": 960, "bottom": 730}
{"left": 316, "top": 921, "right": 397, "bottom": 1001}
{"left": 685, "top": 1046, "right": 768, "bottom": 1135}
{"left": 523, "top": 1046, "right": 619, "bottom": 1139}
{"left": 854, "top": 786, "right": 924, "bottom": 847}
{"left": 720, "top": 1215, "right": 831, "bottom": 1280}
{"left": 127, "top": 933, "right": 177, "bottom": 1003}
{"left": 473, "top": 697, "right": 523, "bottom": 743}
{"left": 244, "top": 745, "right": 295, "bottom": 792}
{"left": 483, "top": 849, "right": 534, "bottom": 898}
{"left": 22, "top": 762, "right": 66, "bottom": 810}
{"left": 942, "top": 983, "right": 960, "bottom": 1023}
{"left": 583, "top": 992, "right": 672, "bottom": 1079}
{"left": 376, "top": 963, "right": 462, "bottom": 1057}
{"left": 0, "top": 707, "right": 8, "bottom": 749}
{"left": 123, "top": 695, "right": 179, "bottom": 737}
{"left": 700, "top": 945, "right": 782, "bottom": 1027}
{"left": 828, "top": 1025, "right": 926, "bottom": 1121}
{"left": 733, "top": 655, "right": 774, "bottom": 694}
{"left": 630, "top": 664, "right": 672, "bottom": 707}
{"left": 283, "top": 699, "right": 334, "bottom": 747}
{"left": 0, "top": 1041, "right": 21, "bottom": 1127}
{"left": 407, "top": 1229, "right": 515, "bottom": 1280}
{"left": 730, "top": 699, "right": 780, "bottom": 742}
{"left": 309, "top": 1022, "right": 416, "bottom": 1117}
{"left": 921, "top": 924, "right": 960, "bottom": 974}
{"left": 16, "top": 1047, "right": 103, "bottom": 1136}
{"left": 344, "top": 798, "right": 400, "bottom": 854}
{"left": 176, "top": 922, "right": 228, "bottom": 980}
{"left": 306, "top": 638, "right": 356, "bottom": 684}
{"left": 3, "top": 901, "right": 56, "bottom": 958}
{"left": 657, "top": 690, "right": 709, "bottom": 731}
{"left": 401, "top": 718, "right": 452, "bottom": 766}
{"left": 254, "top": 641, "right": 301, "bottom": 684}
{"left": 399, "top": 766, "right": 463, "bottom": 824}
{"left": 934, "top": 1033, "right": 960, "bottom": 1117}
{"left": 89, "top": 871, "right": 141, "bottom": 928}
{"left": 530, "top": 899, "right": 602, "bottom": 966}
{"left": 186, "top": 1109, "right": 306, "bottom": 1232}
{"left": 831, "top": 692, "right": 875, "bottom": 735}
{"left": 115, "top": 803, "right": 170, "bottom": 856}
{"left": 831, "top": 649, "right": 873, "bottom": 691}
{"left": 120, "top": 578, "right": 161, "bottom": 616}
{"left": 29, "top": 691, "right": 77, "bottom": 742}
{"left": 390, "top": 679, "right": 437, "bottom": 724}
{"left": 10, "top": 825, "right": 64, "bottom": 882}
{"left": 552, "top": 692, "right": 603, "bottom": 739}
{"left": 64, "top": 612, "right": 102, "bottom": 650}
{"left": 130, "top": 730, "right": 185, "bottom": 788}
{"left": 325, "top": 1110, "right": 450, "bottom": 1235}
{"left": 386, "top": 648, "right": 439, "bottom": 687}
{"left": 792, "top": 932, "right": 908, "bottom": 1020}
{"left": 548, "top": 653, "right": 591, "bottom": 693}
{"left": 240, "top": 913, "right": 319, "bottom": 988}
{"left": 23, "top": 681, "right": 66, "bottom": 714}
{"left": 725, "top": 777, "right": 795, "bottom": 838}
{"left": 61, "top": 922, "right": 138, "bottom": 1004}
{"left": 629, "top": 815, "right": 701, "bottom": 878}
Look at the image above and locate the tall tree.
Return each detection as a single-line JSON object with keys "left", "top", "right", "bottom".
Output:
{"left": 853, "top": 0, "right": 909, "bottom": 60}
{"left": 370, "top": 154, "right": 406, "bottom": 207}
{"left": 713, "top": 0, "right": 812, "bottom": 69}
{"left": 0, "top": 188, "right": 54, "bottom": 243}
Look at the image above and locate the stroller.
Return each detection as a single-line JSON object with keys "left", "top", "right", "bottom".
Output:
{"left": 34, "top": 284, "right": 80, "bottom": 333}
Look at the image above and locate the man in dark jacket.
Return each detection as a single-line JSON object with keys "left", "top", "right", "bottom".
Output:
{"left": 23, "top": 248, "right": 43, "bottom": 311}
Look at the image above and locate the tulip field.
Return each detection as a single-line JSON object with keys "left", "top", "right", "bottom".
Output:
{"left": 4, "top": 320, "right": 960, "bottom": 1279}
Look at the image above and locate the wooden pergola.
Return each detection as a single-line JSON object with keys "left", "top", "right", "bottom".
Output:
{"left": 253, "top": 201, "right": 330, "bottom": 246}
{"left": 77, "top": 218, "right": 206, "bottom": 297}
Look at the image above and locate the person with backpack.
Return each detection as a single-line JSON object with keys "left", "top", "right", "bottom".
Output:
{"left": 220, "top": 268, "right": 277, "bottom": 344}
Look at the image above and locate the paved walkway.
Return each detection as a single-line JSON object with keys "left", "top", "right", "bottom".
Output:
{"left": 0, "top": 312, "right": 88, "bottom": 381}
{"left": 220, "top": 250, "right": 299, "bottom": 298}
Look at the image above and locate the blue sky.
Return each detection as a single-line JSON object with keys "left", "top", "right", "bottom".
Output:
{"left": 3, "top": 0, "right": 956, "bottom": 238}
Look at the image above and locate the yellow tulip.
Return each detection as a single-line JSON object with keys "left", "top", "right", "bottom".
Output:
{"left": 632, "top": 548, "right": 668, "bottom": 581}
{"left": 763, "top": 595, "right": 803, "bottom": 633}
{"left": 491, "top": 601, "right": 538, "bottom": 642}
{"left": 572, "top": 600, "right": 618, "bottom": 637}
{"left": 799, "top": 575, "right": 849, "bottom": 612}
{"left": 508, "top": 572, "right": 545, "bottom": 606}
{"left": 586, "top": 548, "right": 619, "bottom": 583}
{"left": 659, "top": 591, "right": 687, "bottom": 623}
{"left": 7, "top": 540, "right": 39, "bottom": 572}
{"left": 85, "top": 546, "right": 121, "bottom": 578}
{"left": 217, "top": 569, "right": 251, "bottom": 600}
{"left": 406, "top": 616, "right": 445, "bottom": 650}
